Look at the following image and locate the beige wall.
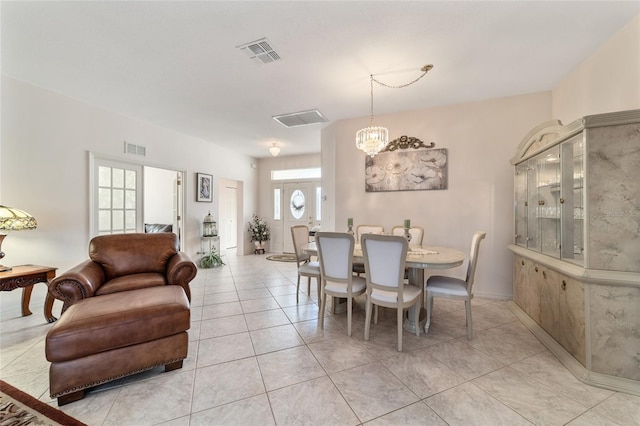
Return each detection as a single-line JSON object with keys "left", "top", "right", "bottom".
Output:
{"left": 1, "top": 77, "right": 258, "bottom": 271}
{"left": 324, "top": 92, "right": 552, "bottom": 298}
{"left": 552, "top": 15, "right": 640, "bottom": 123}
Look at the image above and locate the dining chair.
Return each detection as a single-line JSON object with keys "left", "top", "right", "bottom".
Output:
{"left": 353, "top": 225, "right": 384, "bottom": 275}
{"left": 362, "top": 234, "right": 422, "bottom": 351}
{"left": 424, "top": 231, "right": 486, "bottom": 340}
{"left": 391, "top": 225, "right": 424, "bottom": 247}
{"left": 356, "top": 224, "right": 384, "bottom": 241}
{"left": 315, "top": 232, "right": 366, "bottom": 336}
{"left": 290, "top": 225, "right": 320, "bottom": 303}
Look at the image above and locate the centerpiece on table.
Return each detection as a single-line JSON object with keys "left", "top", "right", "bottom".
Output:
{"left": 248, "top": 213, "right": 270, "bottom": 251}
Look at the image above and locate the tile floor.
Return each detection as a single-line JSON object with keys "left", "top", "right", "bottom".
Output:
{"left": 1, "top": 252, "right": 639, "bottom": 425}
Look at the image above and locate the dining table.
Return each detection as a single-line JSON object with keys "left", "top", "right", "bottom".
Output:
{"left": 302, "top": 241, "right": 466, "bottom": 333}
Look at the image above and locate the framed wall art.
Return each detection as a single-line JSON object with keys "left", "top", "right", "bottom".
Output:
{"left": 196, "top": 172, "right": 213, "bottom": 202}
{"left": 365, "top": 136, "right": 447, "bottom": 192}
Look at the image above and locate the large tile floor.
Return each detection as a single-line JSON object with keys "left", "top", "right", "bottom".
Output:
{"left": 1, "top": 252, "right": 639, "bottom": 425}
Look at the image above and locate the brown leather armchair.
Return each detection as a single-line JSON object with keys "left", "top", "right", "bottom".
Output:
{"left": 49, "top": 233, "right": 197, "bottom": 312}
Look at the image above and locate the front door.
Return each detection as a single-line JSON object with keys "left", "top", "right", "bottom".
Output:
{"left": 283, "top": 182, "right": 314, "bottom": 253}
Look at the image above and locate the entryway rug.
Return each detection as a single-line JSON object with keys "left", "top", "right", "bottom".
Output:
{"left": 266, "top": 254, "right": 297, "bottom": 262}
{"left": 0, "top": 380, "right": 87, "bottom": 426}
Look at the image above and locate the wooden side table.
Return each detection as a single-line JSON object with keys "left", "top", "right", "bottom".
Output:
{"left": 0, "top": 264, "right": 57, "bottom": 323}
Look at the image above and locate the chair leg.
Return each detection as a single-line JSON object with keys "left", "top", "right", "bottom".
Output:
{"left": 425, "top": 292, "right": 432, "bottom": 333}
{"left": 364, "top": 297, "right": 372, "bottom": 341}
{"left": 374, "top": 304, "right": 379, "bottom": 324}
{"left": 397, "top": 307, "right": 403, "bottom": 351}
{"left": 414, "top": 303, "right": 420, "bottom": 338}
{"left": 319, "top": 290, "right": 326, "bottom": 329}
{"left": 307, "top": 276, "right": 311, "bottom": 295}
{"left": 465, "top": 299, "right": 473, "bottom": 340}
{"left": 296, "top": 275, "right": 301, "bottom": 303}
{"left": 347, "top": 297, "right": 353, "bottom": 337}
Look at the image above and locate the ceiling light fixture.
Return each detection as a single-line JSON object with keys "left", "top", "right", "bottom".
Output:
{"left": 356, "top": 64, "right": 433, "bottom": 157}
{"left": 269, "top": 143, "right": 281, "bottom": 157}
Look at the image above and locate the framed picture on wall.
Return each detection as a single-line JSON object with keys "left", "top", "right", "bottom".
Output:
{"left": 364, "top": 136, "right": 446, "bottom": 192}
{"left": 196, "top": 172, "right": 213, "bottom": 202}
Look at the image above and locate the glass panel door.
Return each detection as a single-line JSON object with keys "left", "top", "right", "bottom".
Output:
{"left": 536, "top": 146, "right": 560, "bottom": 257}
{"left": 93, "top": 158, "right": 142, "bottom": 236}
{"left": 514, "top": 162, "right": 528, "bottom": 247}
{"left": 526, "top": 158, "right": 539, "bottom": 250}
{"left": 560, "top": 135, "right": 585, "bottom": 264}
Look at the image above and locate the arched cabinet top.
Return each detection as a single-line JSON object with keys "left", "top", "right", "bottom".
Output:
{"left": 510, "top": 109, "right": 640, "bottom": 165}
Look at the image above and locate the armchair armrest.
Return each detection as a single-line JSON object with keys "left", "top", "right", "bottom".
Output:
{"left": 166, "top": 252, "right": 197, "bottom": 301}
{"left": 49, "top": 260, "right": 106, "bottom": 312}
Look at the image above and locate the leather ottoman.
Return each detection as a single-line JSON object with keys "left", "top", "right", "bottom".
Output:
{"left": 46, "top": 285, "right": 190, "bottom": 405}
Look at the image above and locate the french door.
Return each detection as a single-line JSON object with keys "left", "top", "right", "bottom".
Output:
{"left": 92, "top": 158, "right": 142, "bottom": 235}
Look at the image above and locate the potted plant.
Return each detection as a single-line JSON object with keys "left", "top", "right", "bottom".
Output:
{"left": 248, "top": 213, "right": 270, "bottom": 251}
{"left": 198, "top": 246, "right": 225, "bottom": 268}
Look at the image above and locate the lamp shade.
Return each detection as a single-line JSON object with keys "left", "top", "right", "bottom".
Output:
{"left": 0, "top": 206, "right": 37, "bottom": 231}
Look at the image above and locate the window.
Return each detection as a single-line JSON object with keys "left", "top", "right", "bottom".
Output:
{"left": 273, "top": 188, "right": 281, "bottom": 220}
{"left": 271, "top": 168, "right": 321, "bottom": 180}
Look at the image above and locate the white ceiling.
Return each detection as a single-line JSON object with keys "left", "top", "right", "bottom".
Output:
{"left": 2, "top": 1, "right": 638, "bottom": 158}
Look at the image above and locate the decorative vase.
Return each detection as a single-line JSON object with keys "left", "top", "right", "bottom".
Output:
{"left": 254, "top": 241, "right": 264, "bottom": 249}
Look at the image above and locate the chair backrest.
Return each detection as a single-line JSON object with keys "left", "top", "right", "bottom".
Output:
{"left": 391, "top": 226, "right": 424, "bottom": 247}
{"left": 315, "top": 232, "right": 355, "bottom": 287}
{"left": 361, "top": 234, "right": 408, "bottom": 299}
{"left": 89, "top": 233, "right": 178, "bottom": 280}
{"left": 290, "top": 225, "right": 311, "bottom": 263}
{"left": 356, "top": 225, "right": 384, "bottom": 241}
{"left": 466, "top": 231, "right": 487, "bottom": 293}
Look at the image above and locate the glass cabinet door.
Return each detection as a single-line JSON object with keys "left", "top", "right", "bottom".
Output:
{"left": 536, "top": 147, "right": 560, "bottom": 257}
{"left": 526, "top": 159, "right": 539, "bottom": 250}
{"left": 560, "top": 135, "right": 585, "bottom": 264}
{"left": 514, "top": 162, "right": 528, "bottom": 247}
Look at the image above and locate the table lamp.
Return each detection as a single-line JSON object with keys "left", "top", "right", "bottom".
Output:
{"left": 0, "top": 205, "right": 38, "bottom": 272}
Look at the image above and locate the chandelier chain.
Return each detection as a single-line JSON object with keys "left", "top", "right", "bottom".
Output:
{"left": 371, "top": 64, "right": 433, "bottom": 89}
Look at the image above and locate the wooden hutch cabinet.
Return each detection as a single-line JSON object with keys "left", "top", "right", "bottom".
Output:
{"left": 509, "top": 109, "right": 640, "bottom": 395}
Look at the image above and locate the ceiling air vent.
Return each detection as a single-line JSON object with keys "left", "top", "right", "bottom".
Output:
{"left": 237, "top": 38, "right": 282, "bottom": 66}
{"left": 273, "top": 109, "right": 328, "bottom": 128}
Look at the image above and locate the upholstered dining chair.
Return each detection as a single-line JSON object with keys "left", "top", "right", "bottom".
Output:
{"left": 362, "top": 234, "right": 422, "bottom": 351}
{"left": 290, "top": 225, "right": 320, "bottom": 303}
{"left": 424, "top": 231, "right": 486, "bottom": 340}
{"left": 391, "top": 226, "right": 424, "bottom": 247}
{"left": 315, "top": 232, "right": 366, "bottom": 336}
{"left": 353, "top": 224, "right": 384, "bottom": 275}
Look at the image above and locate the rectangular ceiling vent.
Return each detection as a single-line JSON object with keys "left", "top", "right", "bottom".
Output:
{"left": 273, "top": 109, "right": 328, "bottom": 128}
{"left": 237, "top": 38, "right": 282, "bottom": 66}
{"left": 124, "top": 141, "right": 146, "bottom": 156}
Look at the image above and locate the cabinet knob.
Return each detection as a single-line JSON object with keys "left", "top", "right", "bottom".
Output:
{"left": 521, "top": 260, "right": 525, "bottom": 266}
{"left": 534, "top": 266, "right": 539, "bottom": 273}
{"left": 542, "top": 271, "right": 547, "bottom": 279}
{"left": 538, "top": 200, "right": 545, "bottom": 206}
{"left": 560, "top": 198, "right": 564, "bottom": 204}
{"left": 524, "top": 201, "right": 528, "bottom": 206}
{"left": 561, "top": 280, "right": 567, "bottom": 290}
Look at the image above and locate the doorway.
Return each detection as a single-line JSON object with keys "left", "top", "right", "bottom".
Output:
{"left": 218, "top": 178, "right": 240, "bottom": 254}
{"left": 90, "top": 155, "right": 185, "bottom": 244}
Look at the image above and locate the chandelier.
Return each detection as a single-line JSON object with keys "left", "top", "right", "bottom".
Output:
{"left": 269, "top": 143, "right": 281, "bottom": 157}
{"left": 356, "top": 64, "right": 433, "bottom": 157}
